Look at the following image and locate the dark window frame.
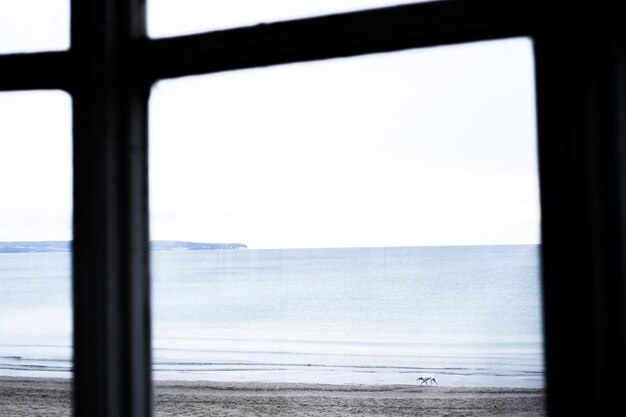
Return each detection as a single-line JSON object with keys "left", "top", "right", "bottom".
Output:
{"left": 1, "top": 0, "right": 626, "bottom": 416}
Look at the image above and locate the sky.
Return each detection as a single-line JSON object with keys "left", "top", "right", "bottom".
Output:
{"left": 0, "top": 2, "right": 540, "bottom": 249}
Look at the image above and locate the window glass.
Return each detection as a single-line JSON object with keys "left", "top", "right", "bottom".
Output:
{"left": 149, "top": 0, "right": 434, "bottom": 38}
{"left": 0, "top": 1, "right": 70, "bottom": 53}
{"left": 150, "top": 38, "right": 545, "bottom": 415}
{"left": 0, "top": 91, "right": 72, "bottom": 414}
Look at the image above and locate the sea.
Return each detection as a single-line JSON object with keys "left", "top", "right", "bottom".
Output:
{"left": 0, "top": 245, "right": 544, "bottom": 387}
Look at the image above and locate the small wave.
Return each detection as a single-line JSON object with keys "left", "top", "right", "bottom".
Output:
{"left": 154, "top": 361, "right": 448, "bottom": 371}
{"left": 155, "top": 367, "right": 291, "bottom": 373}
{"left": 154, "top": 361, "right": 426, "bottom": 370}
{"left": 0, "top": 364, "right": 71, "bottom": 371}
{"left": 151, "top": 361, "right": 543, "bottom": 378}
{"left": 0, "top": 355, "right": 70, "bottom": 363}
{"left": 152, "top": 360, "right": 512, "bottom": 373}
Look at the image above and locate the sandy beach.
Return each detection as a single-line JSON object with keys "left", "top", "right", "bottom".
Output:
{"left": 0, "top": 377, "right": 545, "bottom": 417}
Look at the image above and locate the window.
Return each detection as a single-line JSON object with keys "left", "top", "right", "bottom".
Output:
{"left": 149, "top": 40, "right": 545, "bottom": 399}
{"left": 1, "top": 1, "right": 625, "bottom": 416}
{"left": 0, "top": 91, "right": 72, "bottom": 416}
{"left": 0, "top": 0, "right": 69, "bottom": 53}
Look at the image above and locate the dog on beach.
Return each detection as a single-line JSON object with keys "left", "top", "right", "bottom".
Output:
{"left": 416, "top": 376, "right": 438, "bottom": 386}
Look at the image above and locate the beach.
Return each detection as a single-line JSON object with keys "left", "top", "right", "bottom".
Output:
{"left": 0, "top": 377, "right": 545, "bottom": 417}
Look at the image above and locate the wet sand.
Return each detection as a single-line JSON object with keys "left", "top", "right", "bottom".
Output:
{"left": 0, "top": 377, "right": 545, "bottom": 417}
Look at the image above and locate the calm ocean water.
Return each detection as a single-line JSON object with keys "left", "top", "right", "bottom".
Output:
{"left": 0, "top": 245, "right": 544, "bottom": 387}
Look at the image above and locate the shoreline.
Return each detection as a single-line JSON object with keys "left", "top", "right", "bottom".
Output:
{"left": 1, "top": 376, "right": 545, "bottom": 417}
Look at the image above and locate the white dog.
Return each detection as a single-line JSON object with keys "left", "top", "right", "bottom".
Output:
{"left": 416, "top": 376, "right": 438, "bottom": 386}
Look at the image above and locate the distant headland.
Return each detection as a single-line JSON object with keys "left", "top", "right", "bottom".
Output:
{"left": 0, "top": 240, "right": 247, "bottom": 253}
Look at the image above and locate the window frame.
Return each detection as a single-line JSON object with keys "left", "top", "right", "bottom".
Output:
{"left": 2, "top": 0, "right": 626, "bottom": 416}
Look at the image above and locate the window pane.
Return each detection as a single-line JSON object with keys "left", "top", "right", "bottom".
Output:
{"left": 149, "top": 0, "right": 433, "bottom": 38}
{"left": 0, "top": 91, "right": 72, "bottom": 415}
{"left": 150, "top": 38, "right": 544, "bottom": 415}
{"left": 0, "top": 1, "right": 69, "bottom": 53}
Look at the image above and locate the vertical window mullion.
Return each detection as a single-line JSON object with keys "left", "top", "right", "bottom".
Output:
{"left": 534, "top": 3, "right": 626, "bottom": 416}
{"left": 71, "top": 0, "right": 151, "bottom": 416}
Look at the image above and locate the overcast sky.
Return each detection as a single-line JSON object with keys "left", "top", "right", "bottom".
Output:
{"left": 0, "top": 2, "right": 540, "bottom": 249}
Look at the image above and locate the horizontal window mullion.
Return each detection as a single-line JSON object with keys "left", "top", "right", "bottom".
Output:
{"left": 0, "top": 51, "right": 72, "bottom": 91}
{"left": 133, "top": 0, "right": 535, "bottom": 82}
